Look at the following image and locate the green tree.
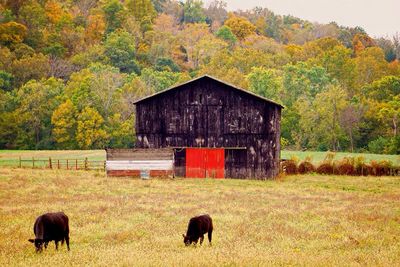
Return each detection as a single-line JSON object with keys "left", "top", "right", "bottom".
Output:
{"left": 14, "top": 78, "right": 64, "bottom": 149}
{"left": 141, "top": 68, "right": 184, "bottom": 92}
{"left": 0, "top": 71, "right": 14, "bottom": 91}
{"left": 104, "top": 30, "right": 140, "bottom": 74}
{"left": 155, "top": 57, "right": 180, "bottom": 72}
{"left": 296, "top": 84, "right": 349, "bottom": 151}
{"left": 11, "top": 53, "right": 50, "bottom": 87}
{"left": 247, "top": 67, "right": 282, "bottom": 102}
{"left": 215, "top": 25, "right": 237, "bottom": 46}
{"left": 103, "top": 0, "right": 125, "bottom": 33}
{"left": 88, "top": 63, "right": 124, "bottom": 118}
{"left": 378, "top": 95, "right": 400, "bottom": 137}
{"left": 364, "top": 75, "right": 400, "bottom": 101}
{"left": 182, "top": 0, "right": 206, "bottom": 23}
{"left": 282, "top": 62, "right": 330, "bottom": 106}
{"left": 18, "top": 0, "right": 48, "bottom": 48}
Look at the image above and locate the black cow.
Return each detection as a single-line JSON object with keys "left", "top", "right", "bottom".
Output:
{"left": 182, "top": 214, "right": 213, "bottom": 246}
{"left": 28, "top": 212, "right": 70, "bottom": 252}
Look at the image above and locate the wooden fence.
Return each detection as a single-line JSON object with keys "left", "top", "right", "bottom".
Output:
{"left": 17, "top": 157, "right": 106, "bottom": 171}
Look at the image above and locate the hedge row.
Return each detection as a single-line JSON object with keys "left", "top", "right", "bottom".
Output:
{"left": 280, "top": 158, "right": 400, "bottom": 176}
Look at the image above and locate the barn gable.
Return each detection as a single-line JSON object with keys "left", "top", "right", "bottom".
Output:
{"left": 134, "top": 75, "right": 283, "bottom": 108}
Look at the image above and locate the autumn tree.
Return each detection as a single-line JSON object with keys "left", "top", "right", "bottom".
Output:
{"left": 204, "top": 0, "right": 228, "bottom": 26}
{"left": 0, "top": 21, "right": 27, "bottom": 45}
{"left": 127, "top": 0, "right": 157, "bottom": 23}
{"left": 85, "top": 14, "right": 105, "bottom": 45}
{"left": 352, "top": 33, "right": 375, "bottom": 55}
{"left": 76, "top": 107, "right": 108, "bottom": 149}
{"left": 224, "top": 13, "right": 256, "bottom": 40}
{"left": 51, "top": 99, "right": 77, "bottom": 149}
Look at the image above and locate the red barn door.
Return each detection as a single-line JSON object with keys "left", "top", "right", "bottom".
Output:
{"left": 186, "top": 148, "right": 224, "bottom": 178}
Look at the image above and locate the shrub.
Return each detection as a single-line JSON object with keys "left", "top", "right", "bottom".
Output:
{"left": 298, "top": 161, "right": 315, "bottom": 174}
{"left": 316, "top": 163, "right": 334, "bottom": 175}
{"left": 368, "top": 137, "right": 389, "bottom": 154}
{"left": 354, "top": 156, "right": 368, "bottom": 176}
{"left": 335, "top": 162, "right": 355, "bottom": 176}
{"left": 281, "top": 160, "right": 297, "bottom": 175}
{"left": 369, "top": 160, "right": 392, "bottom": 176}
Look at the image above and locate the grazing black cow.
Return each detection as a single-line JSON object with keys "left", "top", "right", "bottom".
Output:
{"left": 182, "top": 214, "right": 213, "bottom": 246}
{"left": 28, "top": 212, "right": 70, "bottom": 252}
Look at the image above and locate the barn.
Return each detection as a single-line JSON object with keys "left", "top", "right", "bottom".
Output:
{"left": 132, "top": 75, "right": 283, "bottom": 179}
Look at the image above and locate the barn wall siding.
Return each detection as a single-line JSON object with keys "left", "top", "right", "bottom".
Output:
{"left": 135, "top": 77, "right": 281, "bottom": 179}
{"left": 106, "top": 148, "right": 174, "bottom": 178}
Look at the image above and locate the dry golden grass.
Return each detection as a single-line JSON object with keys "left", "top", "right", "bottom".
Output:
{"left": 0, "top": 168, "right": 399, "bottom": 266}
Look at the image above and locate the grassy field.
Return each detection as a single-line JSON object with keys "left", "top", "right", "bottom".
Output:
{"left": 0, "top": 168, "right": 399, "bottom": 266}
{"left": 0, "top": 150, "right": 399, "bottom": 167}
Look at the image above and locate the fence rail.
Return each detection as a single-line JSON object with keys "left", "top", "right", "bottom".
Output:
{"left": 14, "top": 157, "right": 106, "bottom": 171}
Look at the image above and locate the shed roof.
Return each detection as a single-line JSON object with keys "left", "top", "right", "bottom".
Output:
{"left": 133, "top": 75, "right": 284, "bottom": 108}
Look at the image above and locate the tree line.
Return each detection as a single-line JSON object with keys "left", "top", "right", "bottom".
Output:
{"left": 0, "top": 0, "right": 399, "bottom": 154}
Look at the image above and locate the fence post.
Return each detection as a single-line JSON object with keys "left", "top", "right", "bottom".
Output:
{"left": 32, "top": 157, "right": 35, "bottom": 168}
{"left": 19, "top": 156, "right": 21, "bottom": 168}
{"left": 57, "top": 160, "right": 60, "bottom": 169}
{"left": 49, "top": 157, "right": 52, "bottom": 169}
{"left": 104, "top": 161, "right": 106, "bottom": 172}
{"left": 84, "top": 158, "right": 88, "bottom": 170}
{"left": 76, "top": 159, "right": 78, "bottom": 170}
{"left": 66, "top": 159, "right": 69, "bottom": 170}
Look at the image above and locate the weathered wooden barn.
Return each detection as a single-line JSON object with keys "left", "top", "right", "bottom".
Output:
{"left": 133, "top": 75, "right": 283, "bottom": 179}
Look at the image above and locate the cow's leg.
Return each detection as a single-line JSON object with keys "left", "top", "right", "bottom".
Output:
{"left": 199, "top": 235, "right": 204, "bottom": 245}
{"left": 44, "top": 241, "right": 48, "bottom": 249}
{"left": 208, "top": 230, "right": 213, "bottom": 245}
{"left": 65, "top": 236, "right": 70, "bottom": 251}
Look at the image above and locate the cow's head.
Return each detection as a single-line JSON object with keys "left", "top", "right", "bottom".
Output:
{"left": 182, "top": 234, "right": 191, "bottom": 246}
{"left": 28, "top": 238, "right": 43, "bottom": 252}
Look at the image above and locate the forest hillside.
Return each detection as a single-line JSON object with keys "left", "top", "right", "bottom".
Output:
{"left": 0, "top": 0, "right": 399, "bottom": 154}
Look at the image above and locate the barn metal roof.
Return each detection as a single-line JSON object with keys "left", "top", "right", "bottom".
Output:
{"left": 133, "top": 74, "right": 284, "bottom": 108}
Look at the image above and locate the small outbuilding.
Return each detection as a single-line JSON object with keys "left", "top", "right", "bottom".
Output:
{"left": 132, "top": 75, "right": 283, "bottom": 179}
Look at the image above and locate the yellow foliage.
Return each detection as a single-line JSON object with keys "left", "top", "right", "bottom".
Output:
{"left": 224, "top": 13, "right": 256, "bottom": 40}
{"left": 0, "top": 22, "right": 27, "bottom": 45}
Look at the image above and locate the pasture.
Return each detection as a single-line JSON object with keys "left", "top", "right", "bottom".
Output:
{"left": 0, "top": 168, "right": 399, "bottom": 266}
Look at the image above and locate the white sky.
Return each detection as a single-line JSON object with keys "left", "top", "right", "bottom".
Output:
{"left": 205, "top": 0, "right": 400, "bottom": 38}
